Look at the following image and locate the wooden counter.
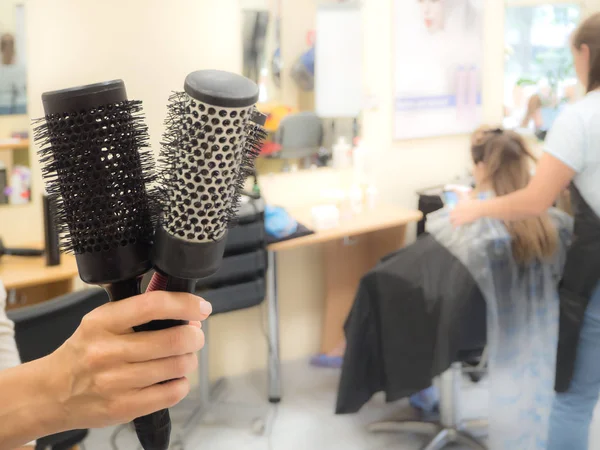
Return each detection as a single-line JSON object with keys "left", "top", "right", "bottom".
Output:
{"left": 269, "top": 205, "right": 423, "bottom": 252}
{"left": 0, "top": 138, "right": 29, "bottom": 151}
{"left": 1, "top": 253, "right": 79, "bottom": 309}
{"left": 267, "top": 204, "right": 422, "bottom": 354}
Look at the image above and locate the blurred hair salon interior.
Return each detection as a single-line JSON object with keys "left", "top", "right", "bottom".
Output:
{"left": 3, "top": 0, "right": 600, "bottom": 449}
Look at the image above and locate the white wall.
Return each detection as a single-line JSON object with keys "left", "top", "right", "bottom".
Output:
{"left": 239, "top": 0, "right": 269, "bottom": 10}
{"left": 0, "top": 0, "right": 19, "bottom": 33}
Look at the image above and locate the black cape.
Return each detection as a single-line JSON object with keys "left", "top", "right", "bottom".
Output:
{"left": 336, "top": 233, "right": 486, "bottom": 414}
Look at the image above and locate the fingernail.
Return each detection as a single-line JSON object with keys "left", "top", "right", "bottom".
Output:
{"left": 200, "top": 301, "right": 212, "bottom": 316}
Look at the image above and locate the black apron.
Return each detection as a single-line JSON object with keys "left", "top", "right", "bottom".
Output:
{"left": 555, "top": 185, "right": 600, "bottom": 392}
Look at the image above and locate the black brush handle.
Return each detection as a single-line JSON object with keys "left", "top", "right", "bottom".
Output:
{"left": 166, "top": 275, "right": 198, "bottom": 294}
{"left": 104, "top": 278, "right": 176, "bottom": 450}
{"left": 133, "top": 410, "right": 172, "bottom": 450}
{"left": 128, "top": 272, "right": 196, "bottom": 450}
{"left": 131, "top": 273, "right": 196, "bottom": 450}
{"left": 130, "top": 278, "right": 196, "bottom": 450}
{"left": 103, "top": 278, "right": 141, "bottom": 303}
{"left": 135, "top": 272, "right": 190, "bottom": 331}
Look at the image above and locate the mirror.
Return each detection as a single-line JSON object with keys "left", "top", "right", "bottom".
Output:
{"left": 0, "top": 2, "right": 27, "bottom": 115}
{"left": 503, "top": 4, "right": 581, "bottom": 139}
{"left": 0, "top": 1, "right": 31, "bottom": 206}
{"left": 240, "top": 0, "right": 358, "bottom": 175}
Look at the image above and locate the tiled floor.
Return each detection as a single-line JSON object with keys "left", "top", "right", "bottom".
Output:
{"left": 84, "top": 359, "right": 600, "bottom": 450}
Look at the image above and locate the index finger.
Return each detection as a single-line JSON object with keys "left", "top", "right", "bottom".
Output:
{"left": 97, "top": 291, "right": 211, "bottom": 333}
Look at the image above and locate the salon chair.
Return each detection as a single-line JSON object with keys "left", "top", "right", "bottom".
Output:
{"left": 8, "top": 288, "right": 110, "bottom": 450}
{"left": 273, "top": 112, "right": 323, "bottom": 170}
{"left": 368, "top": 269, "right": 488, "bottom": 450}
{"left": 369, "top": 223, "right": 570, "bottom": 450}
{"left": 189, "top": 196, "right": 270, "bottom": 424}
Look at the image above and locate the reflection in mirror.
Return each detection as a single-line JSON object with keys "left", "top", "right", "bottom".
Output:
{"left": 246, "top": 0, "right": 360, "bottom": 175}
{"left": 503, "top": 4, "right": 581, "bottom": 140}
{"left": 0, "top": 3, "right": 26, "bottom": 115}
{"left": 242, "top": 10, "right": 270, "bottom": 84}
{"left": 0, "top": 1, "right": 31, "bottom": 206}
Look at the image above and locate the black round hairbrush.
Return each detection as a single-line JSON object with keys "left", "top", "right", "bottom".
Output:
{"left": 35, "top": 80, "right": 155, "bottom": 298}
{"left": 34, "top": 80, "right": 173, "bottom": 450}
{"left": 152, "top": 70, "right": 266, "bottom": 292}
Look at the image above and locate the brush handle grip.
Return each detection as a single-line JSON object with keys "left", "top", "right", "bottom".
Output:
{"left": 129, "top": 272, "right": 196, "bottom": 450}
{"left": 133, "top": 410, "right": 172, "bottom": 450}
{"left": 104, "top": 278, "right": 176, "bottom": 450}
{"left": 135, "top": 272, "right": 190, "bottom": 331}
{"left": 103, "top": 279, "right": 141, "bottom": 302}
{"left": 166, "top": 275, "right": 198, "bottom": 294}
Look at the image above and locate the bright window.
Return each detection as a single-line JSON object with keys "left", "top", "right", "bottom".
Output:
{"left": 503, "top": 4, "right": 581, "bottom": 136}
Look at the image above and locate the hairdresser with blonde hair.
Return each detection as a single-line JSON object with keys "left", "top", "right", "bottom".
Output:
{"left": 452, "top": 13, "right": 600, "bottom": 449}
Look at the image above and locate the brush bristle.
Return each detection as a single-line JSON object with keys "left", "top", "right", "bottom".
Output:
{"left": 157, "top": 94, "right": 266, "bottom": 243}
{"left": 227, "top": 107, "right": 267, "bottom": 224}
{"left": 33, "top": 100, "right": 156, "bottom": 254}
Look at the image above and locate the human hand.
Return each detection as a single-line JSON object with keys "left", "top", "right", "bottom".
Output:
{"left": 450, "top": 199, "right": 483, "bottom": 227}
{"left": 43, "top": 291, "right": 211, "bottom": 431}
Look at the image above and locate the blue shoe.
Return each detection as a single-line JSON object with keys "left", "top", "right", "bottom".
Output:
{"left": 409, "top": 386, "right": 440, "bottom": 414}
{"left": 310, "top": 354, "right": 343, "bottom": 368}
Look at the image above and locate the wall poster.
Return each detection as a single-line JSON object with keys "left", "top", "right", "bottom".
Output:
{"left": 394, "top": 0, "right": 484, "bottom": 139}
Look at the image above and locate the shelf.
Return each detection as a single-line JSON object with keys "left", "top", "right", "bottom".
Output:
{"left": 0, "top": 139, "right": 29, "bottom": 151}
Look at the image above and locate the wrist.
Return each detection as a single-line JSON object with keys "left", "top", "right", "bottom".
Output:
{"left": 475, "top": 198, "right": 489, "bottom": 220}
{"left": 25, "top": 356, "right": 69, "bottom": 436}
{"left": 0, "top": 358, "right": 67, "bottom": 449}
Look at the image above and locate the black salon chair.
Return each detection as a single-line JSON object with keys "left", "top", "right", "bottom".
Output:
{"left": 129, "top": 196, "right": 274, "bottom": 446}
{"left": 8, "top": 288, "right": 109, "bottom": 450}
{"left": 186, "top": 197, "right": 269, "bottom": 425}
{"left": 368, "top": 281, "right": 489, "bottom": 450}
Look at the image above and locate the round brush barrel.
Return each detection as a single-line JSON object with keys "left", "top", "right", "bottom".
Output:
{"left": 153, "top": 70, "right": 261, "bottom": 288}
{"left": 37, "top": 80, "right": 154, "bottom": 284}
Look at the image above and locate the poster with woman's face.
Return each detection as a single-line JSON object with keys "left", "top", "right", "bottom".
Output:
{"left": 394, "top": 0, "right": 483, "bottom": 139}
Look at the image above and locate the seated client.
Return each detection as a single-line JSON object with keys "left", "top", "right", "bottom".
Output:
{"left": 336, "top": 127, "right": 572, "bottom": 449}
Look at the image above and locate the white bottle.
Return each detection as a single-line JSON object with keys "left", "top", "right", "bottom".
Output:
{"left": 9, "top": 171, "right": 25, "bottom": 205}
{"left": 353, "top": 139, "right": 369, "bottom": 186}
{"left": 332, "top": 137, "right": 351, "bottom": 170}
{"left": 366, "top": 185, "right": 378, "bottom": 209}
{"left": 349, "top": 184, "right": 363, "bottom": 214}
{"left": 9, "top": 166, "right": 31, "bottom": 205}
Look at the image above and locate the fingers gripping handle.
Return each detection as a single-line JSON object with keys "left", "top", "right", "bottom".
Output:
{"left": 130, "top": 273, "right": 189, "bottom": 450}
